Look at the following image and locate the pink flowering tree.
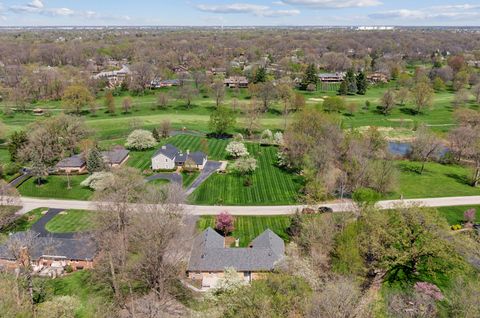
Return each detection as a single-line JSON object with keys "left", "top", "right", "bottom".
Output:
{"left": 464, "top": 208, "right": 476, "bottom": 225}
{"left": 215, "top": 211, "right": 235, "bottom": 236}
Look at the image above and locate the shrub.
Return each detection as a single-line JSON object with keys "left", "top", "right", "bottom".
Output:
{"left": 225, "top": 141, "right": 249, "bottom": 158}
{"left": 451, "top": 224, "right": 462, "bottom": 231}
{"left": 233, "top": 133, "right": 244, "bottom": 142}
{"left": 464, "top": 208, "right": 476, "bottom": 224}
{"left": 273, "top": 132, "right": 284, "bottom": 145}
{"left": 125, "top": 129, "right": 157, "bottom": 150}
{"left": 352, "top": 188, "right": 381, "bottom": 205}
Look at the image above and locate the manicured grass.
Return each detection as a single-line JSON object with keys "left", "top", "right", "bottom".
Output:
{"left": 197, "top": 215, "right": 291, "bottom": 247}
{"left": 0, "top": 147, "right": 10, "bottom": 164}
{"left": 42, "top": 270, "right": 113, "bottom": 318}
{"left": 18, "top": 175, "right": 93, "bottom": 200}
{"left": 182, "top": 171, "right": 200, "bottom": 188}
{"left": 390, "top": 161, "right": 480, "bottom": 199}
{"left": 191, "top": 144, "right": 303, "bottom": 205}
{"left": 45, "top": 209, "right": 96, "bottom": 233}
{"left": 437, "top": 205, "right": 480, "bottom": 225}
{"left": 1, "top": 207, "right": 46, "bottom": 233}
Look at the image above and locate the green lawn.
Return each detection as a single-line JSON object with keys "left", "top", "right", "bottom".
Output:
{"left": 197, "top": 215, "right": 291, "bottom": 247}
{"left": 45, "top": 209, "right": 97, "bottom": 233}
{"left": 390, "top": 161, "right": 480, "bottom": 199}
{"left": 1, "top": 207, "right": 47, "bottom": 233}
{"left": 437, "top": 205, "right": 480, "bottom": 225}
{"left": 190, "top": 144, "right": 303, "bottom": 205}
{"left": 182, "top": 171, "right": 200, "bottom": 188}
{"left": 42, "top": 271, "right": 113, "bottom": 318}
{"left": 18, "top": 175, "right": 93, "bottom": 200}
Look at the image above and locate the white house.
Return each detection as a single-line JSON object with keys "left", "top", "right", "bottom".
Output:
{"left": 152, "top": 144, "right": 208, "bottom": 171}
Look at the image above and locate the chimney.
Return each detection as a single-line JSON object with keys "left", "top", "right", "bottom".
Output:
{"left": 187, "top": 149, "right": 190, "bottom": 155}
{"left": 162, "top": 145, "right": 166, "bottom": 150}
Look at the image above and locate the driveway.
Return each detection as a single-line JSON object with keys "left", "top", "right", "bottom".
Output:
{"left": 146, "top": 173, "right": 183, "bottom": 185}
{"left": 185, "top": 161, "right": 222, "bottom": 195}
{"left": 30, "top": 208, "right": 76, "bottom": 239}
{"left": 9, "top": 170, "right": 31, "bottom": 188}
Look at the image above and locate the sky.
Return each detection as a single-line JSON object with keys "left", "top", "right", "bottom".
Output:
{"left": 0, "top": 0, "right": 479, "bottom": 26}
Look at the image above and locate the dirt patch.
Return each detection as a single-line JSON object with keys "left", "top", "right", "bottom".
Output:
{"left": 224, "top": 236, "right": 237, "bottom": 247}
{"left": 308, "top": 98, "right": 324, "bottom": 102}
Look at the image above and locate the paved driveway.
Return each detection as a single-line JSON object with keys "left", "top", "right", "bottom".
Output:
{"left": 30, "top": 208, "right": 77, "bottom": 239}
{"left": 185, "top": 161, "right": 222, "bottom": 195}
{"left": 146, "top": 173, "right": 183, "bottom": 185}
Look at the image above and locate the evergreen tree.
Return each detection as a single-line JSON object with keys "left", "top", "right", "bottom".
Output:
{"left": 338, "top": 80, "right": 348, "bottom": 95}
{"left": 356, "top": 72, "right": 368, "bottom": 95}
{"left": 301, "top": 63, "right": 318, "bottom": 90}
{"left": 346, "top": 69, "right": 357, "bottom": 95}
{"left": 8, "top": 130, "right": 28, "bottom": 162}
{"left": 254, "top": 67, "right": 267, "bottom": 84}
{"left": 286, "top": 211, "right": 303, "bottom": 237}
{"left": 87, "top": 148, "right": 105, "bottom": 173}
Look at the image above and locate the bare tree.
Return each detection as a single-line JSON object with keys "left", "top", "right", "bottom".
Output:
{"left": 161, "top": 120, "right": 172, "bottom": 138}
{"left": 212, "top": 79, "right": 225, "bottom": 109}
{"left": 380, "top": 89, "right": 396, "bottom": 115}
{"left": 177, "top": 85, "right": 198, "bottom": 108}
{"left": 243, "top": 98, "right": 262, "bottom": 138}
{"left": 411, "top": 82, "right": 434, "bottom": 113}
{"left": 410, "top": 125, "right": 442, "bottom": 174}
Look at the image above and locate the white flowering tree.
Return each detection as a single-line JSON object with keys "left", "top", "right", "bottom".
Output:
{"left": 81, "top": 172, "right": 115, "bottom": 191}
{"left": 125, "top": 129, "right": 157, "bottom": 150}
{"left": 260, "top": 129, "right": 274, "bottom": 145}
{"left": 226, "top": 141, "right": 249, "bottom": 158}
{"left": 209, "top": 267, "right": 248, "bottom": 298}
{"left": 232, "top": 157, "right": 257, "bottom": 175}
{"left": 273, "top": 132, "right": 284, "bottom": 146}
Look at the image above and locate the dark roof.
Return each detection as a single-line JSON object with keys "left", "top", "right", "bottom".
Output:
{"left": 0, "top": 232, "right": 98, "bottom": 261}
{"left": 153, "top": 144, "right": 180, "bottom": 160}
{"left": 153, "top": 145, "right": 207, "bottom": 165}
{"left": 55, "top": 154, "right": 86, "bottom": 168}
{"left": 102, "top": 148, "right": 129, "bottom": 165}
{"left": 188, "top": 228, "right": 284, "bottom": 272}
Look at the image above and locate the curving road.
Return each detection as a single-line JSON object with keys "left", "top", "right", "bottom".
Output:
{"left": 7, "top": 195, "right": 480, "bottom": 216}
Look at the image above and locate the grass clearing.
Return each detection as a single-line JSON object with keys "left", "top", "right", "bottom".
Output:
{"left": 437, "top": 205, "right": 480, "bottom": 225}
{"left": 197, "top": 215, "right": 291, "bottom": 247}
{"left": 42, "top": 270, "right": 113, "bottom": 318}
{"left": 18, "top": 175, "right": 93, "bottom": 200}
{"left": 390, "top": 161, "right": 480, "bottom": 199}
{"left": 45, "top": 209, "right": 97, "bottom": 233}
{"left": 182, "top": 171, "right": 200, "bottom": 188}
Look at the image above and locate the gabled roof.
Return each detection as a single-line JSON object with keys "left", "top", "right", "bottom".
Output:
{"left": 153, "top": 145, "right": 207, "bottom": 165}
{"left": 55, "top": 154, "right": 86, "bottom": 168}
{"left": 102, "top": 148, "right": 129, "bottom": 165}
{"left": 188, "top": 228, "right": 285, "bottom": 272}
{"left": 0, "top": 232, "right": 98, "bottom": 261}
{"left": 153, "top": 144, "right": 180, "bottom": 160}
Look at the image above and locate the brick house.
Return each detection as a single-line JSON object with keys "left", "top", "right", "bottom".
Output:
{"left": 55, "top": 147, "right": 129, "bottom": 173}
{"left": 187, "top": 228, "right": 285, "bottom": 289}
{"left": 0, "top": 232, "right": 98, "bottom": 273}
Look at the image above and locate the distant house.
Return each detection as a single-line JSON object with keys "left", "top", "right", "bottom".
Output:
{"left": 187, "top": 228, "right": 285, "bottom": 289}
{"left": 367, "top": 72, "right": 389, "bottom": 84}
{"left": 467, "top": 60, "right": 480, "bottom": 68}
{"left": 224, "top": 76, "right": 249, "bottom": 88}
{"left": 55, "top": 154, "right": 87, "bottom": 174}
{"left": 93, "top": 65, "right": 131, "bottom": 88}
{"left": 151, "top": 144, "right": 207, "bottom": 171}
{"left": 0, "top": 232, "right": 98, "bottom": 273}
{"left": 150, "top": 78, "right": 181, "bottom": 88}
{"left": 318, "top": 72, "right": 345, "bottom": 83}
{"left": 55, "top": 147, "right": 129, "bottom": 173}
{"left": 211, "top": 67, "right": 227, "bottom": 76}
{"left": 172, "top": 65, "right": 189, "bottom": 75}
{"left": 102, "top": 147, "right": 130, "bottom": 168}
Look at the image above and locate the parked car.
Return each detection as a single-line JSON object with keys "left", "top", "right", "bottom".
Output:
{"left": 318, "top": 206, "right": 333, "bottom": 214}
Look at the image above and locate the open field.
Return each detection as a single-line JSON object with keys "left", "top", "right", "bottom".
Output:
{"left": 190, "top": 144, "right": 304, "bottom": 205}
{"left": 197, "top": 215, "right": 291, "bottom": 247}
{"left": 45, "top": 209, "right": 97, "bottom": 233}
{"left": 18, "top": 175, "right": 93, "bottom": 200}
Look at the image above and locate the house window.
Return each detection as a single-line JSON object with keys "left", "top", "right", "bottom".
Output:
{"left": 165, "top": 159, "right": 168, "bottom": 162}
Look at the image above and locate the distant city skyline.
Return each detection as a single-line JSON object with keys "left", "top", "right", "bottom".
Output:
{"left": 0, "top": 0, "right": 479, "bottom": 26}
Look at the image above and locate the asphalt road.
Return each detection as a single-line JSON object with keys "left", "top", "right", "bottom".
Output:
{"left": 7, "top": 195, "right": 480, "bottom": 216}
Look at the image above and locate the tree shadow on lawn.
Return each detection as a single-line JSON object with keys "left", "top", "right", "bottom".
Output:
{"left": 445, "top": 173, "right": 472, "bottom": 186}
{"left": 399, "top": 107, "right": 421, "bottom": 116}
{"left": 173, "top": 103, "right": 200, "bottom": 111}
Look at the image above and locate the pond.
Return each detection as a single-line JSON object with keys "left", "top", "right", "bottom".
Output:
{"left": 387, "top": 142, "right": 449, "bottom": 158}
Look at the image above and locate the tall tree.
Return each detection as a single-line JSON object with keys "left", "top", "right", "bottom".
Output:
{"left": 209, "top": 107, "right": 236, "bottom": 136}
{"left": 356, "top": 71, "right": 368, "bottom": 95}
{"left": 254, "top": 67, "right": 267, "bottom": 84}
{"left": 62, "top": 85, "right": 94, "bottom": 114}
{"left": 411, "top": 82, "right": 434, "bottom": 114}
{"left": 300, "top": 63, "right": 318, "bottom": 91}
{"left": 410, "top": 125, "right": 442, "bottom": 174}
{"left": 87, "top": 147, "right": 106, "bottom": 173}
